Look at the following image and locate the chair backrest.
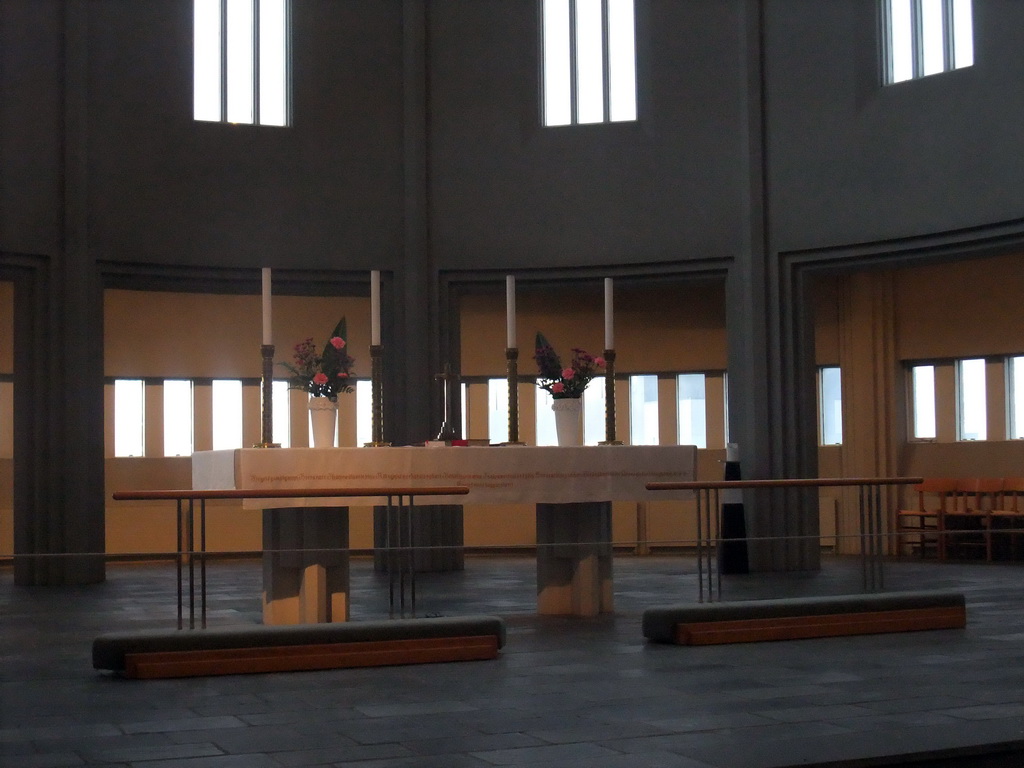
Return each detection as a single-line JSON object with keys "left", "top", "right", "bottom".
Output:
{"left": 995, "top": 477, "right": 1024, "bottom": 513}
{"left": 955, "top": 477, "right": 1003, "bottom": 512}
{"left": 917, "top": 479, "right": 962, "bottom": 514}
{"left": 916, "top": 478, "right": 959, "bottom": 511}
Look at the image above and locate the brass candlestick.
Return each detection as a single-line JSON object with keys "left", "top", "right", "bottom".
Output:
{"left": 505, "top": 347, "right": 525, "bottom": 445}
{"left": 600, "top": 348, "right": 622, "bottom": 445}
{"left": 255, "top": 344, "right": 280, "bottom": 448}
{"left": 365, "top": 344, "right": 390, "bottom": 447}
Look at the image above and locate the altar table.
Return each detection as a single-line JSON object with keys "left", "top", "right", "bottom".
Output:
{"left": 192, "top": 446, "right": 697, "bottom": 622}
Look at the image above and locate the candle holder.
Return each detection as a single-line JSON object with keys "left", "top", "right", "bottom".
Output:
{"left": 505, "top": 347, "right": 525, "bottom": 445}
{"left": 599, "top": 348, "right": 622, "bottom": 445}
{"left": 255, "top": 344, "right": 280, "bottom": 448}
{"left": 434, "top": 365, "right": 460, "bottom": 442}
{"left": 365, "top": 344, "right": 391, "bottom": 447}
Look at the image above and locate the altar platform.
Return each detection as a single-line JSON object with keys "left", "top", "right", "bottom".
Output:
{"left": 192, "top": 445, "right": 698, "bottom": 623}
{"left": 5, "top": 554, "right": 1024, "bottom": 767}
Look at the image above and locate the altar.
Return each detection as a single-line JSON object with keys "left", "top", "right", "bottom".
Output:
{"left": 192, "top": 445, "right": 697, "bottom": 622}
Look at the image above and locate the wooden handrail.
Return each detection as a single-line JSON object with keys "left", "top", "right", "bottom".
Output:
{"left": 112, "top": 486, "right": 471, "bottom": 502}
{"left": 647, "top": 477, "right": 923, "bottom": 491}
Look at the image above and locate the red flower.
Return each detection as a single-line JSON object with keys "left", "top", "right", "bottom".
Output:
{"left": 312, "top": 372, "right": 329, "bottom": 386}
{"left": 551, "top": 382, "right": 565, "bottom": 394}
{"left": 330, "top": 336, "right": 345, "bottom": 349}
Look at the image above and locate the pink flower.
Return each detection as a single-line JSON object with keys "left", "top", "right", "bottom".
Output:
{"left": 561, "top": 367, "right": 575, "bottom": 380}
{"left": 551, "top": 382, "right": 565, "bottom": 394}
{"left": 330, "top": 337, "right": 345, "bottom": 349}
{"left": 312, "top": 372, "right": 329, "bottom": 385}
{"left": 594, "top": 357, "right": 606, "bottom": 367}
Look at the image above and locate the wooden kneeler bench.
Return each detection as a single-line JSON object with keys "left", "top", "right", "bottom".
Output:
{"left": 642, "top": 591, "right": 965, "bottom": 646}
{"left": 93, "top": 615, "right": 506, "bottom": 679}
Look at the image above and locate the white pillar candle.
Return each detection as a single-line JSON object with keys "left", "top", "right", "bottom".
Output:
{"left": 370, "top": 270, "right": 381, "bottom": 345}
{"left": 506, "top": 275, "right": 516, "bottom": 348}
{"left": 261, "top": 268, "right": 272, "bottom": 345}
{"left": 604, "top": 277, "right": 614, "bottom": 349}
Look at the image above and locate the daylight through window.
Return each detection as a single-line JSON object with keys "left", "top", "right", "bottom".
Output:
{"left": 194, "top": 0, "right": 290, "bottom": 126}
{"left": 883, "top": 0, "right": 973, "bottom": 84}
{"left": 910, "top": 364, "right": 937, "bottom": 439}
{"left": 541, "top": 0, "right": 637, "bottom": 126}
{"left": 818, "top": 367, "right": 843, "bottom": 446}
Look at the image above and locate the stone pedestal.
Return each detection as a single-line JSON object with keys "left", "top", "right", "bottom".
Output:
{"left": 262, "top": 507, "right": 349, "bottom": 625}
{"left": 536, "top": 502, "right": 613, "bottom": 617}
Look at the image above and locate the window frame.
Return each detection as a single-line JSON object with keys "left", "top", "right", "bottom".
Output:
{"left": 162, "top": 379, "right": 195, "bottom": 457}
{"left": 1008, "top": 356, "right": 1024, "bottom": 440}
{"left": 676, "top": 372, "right": 708, "bottom": 449}
{"left": 113, "top": 378, "right": 147, "bottom": 458}
{"left": 955, "top": 357, "right": 986, "bottom": 442}
{"left": 817, "top": 366, "right": 843, "bottom": 447}
{"left": 194, "top": 0, "right": 292, "bottom": 126}
{"left": 540, "top": 0, "right": 638, "bottom": 127}
{"left": 908, "top": 363, "right": 938, "bottom": 441}
{"left": 881, "top": 0, "right": 974, "bottom": 85}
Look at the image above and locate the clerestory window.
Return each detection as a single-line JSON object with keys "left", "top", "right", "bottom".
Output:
{"left": 194, "top": 0, "right": 290, "bottom": 126}
{"left": 882, "top": 0, "right": 973, "bottom": 85}
{"left": 540, "top": 0, "right": 637, "bottom": 126}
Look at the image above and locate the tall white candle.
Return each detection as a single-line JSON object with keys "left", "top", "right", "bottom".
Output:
{"left": 261, "top": 268, "right": 272, "bottom": 345}
{"left": 505, "top": 275, "right": 516, "bottom": 348}
{"left": 370, "top": 270, "right": 381, "bottom": 345}
{"left": 604, "top": 277, "right": 614, "bottom": 349}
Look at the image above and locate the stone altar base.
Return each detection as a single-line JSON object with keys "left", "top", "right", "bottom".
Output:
{"left": 262, "top": 507, "right": 349, "bottom": 625}
{"left": 536, "top": 502, "right": 614, "bottom": 617}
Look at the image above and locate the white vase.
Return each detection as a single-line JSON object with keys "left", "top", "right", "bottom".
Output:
{"left": 308, "top": 397, "right": 338, "bottom": 448}
{"left": 552, "top": 397, "right": 583, "bottom": 447}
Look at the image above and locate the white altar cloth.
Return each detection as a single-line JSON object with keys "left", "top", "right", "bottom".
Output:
{"left": 192, "top": 445, "right": 697, "bottom": 506}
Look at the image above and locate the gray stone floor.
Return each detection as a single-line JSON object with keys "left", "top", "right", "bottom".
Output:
{"left": 3, "top": 554, "right": 1024, "bottom": 767}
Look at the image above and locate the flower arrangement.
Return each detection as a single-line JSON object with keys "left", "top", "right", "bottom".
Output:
{"left": 280, "top": 317, "right": 355, "bottom": 401}
{"left": 533, "top": 332, "right": 605, "bottom": 399}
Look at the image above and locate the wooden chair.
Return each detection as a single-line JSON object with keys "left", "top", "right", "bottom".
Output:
{"left": 945, "top": 478, "right": 1003, "bottom": 561}
{"left": 895, "top": 478, "right": 958, "bottom": 559}
{"left": 990, "top": 477, "right": 1024, "bottom": 560}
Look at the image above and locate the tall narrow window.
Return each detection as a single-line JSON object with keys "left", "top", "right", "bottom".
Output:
{"left": 163, "top": 379, "right": 194, "bottom": 457}
{"left": 629, "top": 374, "right": 658, "bottom": 446}
{"left": 272, "top": 379, "right": 291, "bottom": 448}
{"left": 489, "top": 378, "right": 510, "bottom": 445}
{"left": 722, "top": 371, "right": 730, "bottom": 445}
{"left": 957, "top": 358, "right": 986, "bottom": 440}
{"left": 356, "top": 379, "right": 372, "bottom": 447}
{"left": 194, "top": 0, "right": 290, "bottom": 126}
{"left": 883, "top": 0, "right": 973, "bottom": 85}
{"left": 536, "top": 387, "right": 557, "bottom": 446}
{"left": 818, "top": 367, "right": 843, "bottom": 446}
{"left": 211, "top": 379, "right": 243, "bottom": 450}
{"left": 541, "top": 0, "right": 637, "bottom": 126}
{"left": 460, "top": 383, "right": 468, "bottom": 440}
{"left": 583, "top": 376, "right": 606, "bottom": 445}
{"left": 676, "top": 373, "right": 707, "bottom": 449}
{"left": 910, "top": 364, "right": 937, "bottom": 439}
{"left": 1008, "top": 356, "right": 1024, "bottom": 440}
{"left": 114, "top": 379, "right": 146, "bottom": 457}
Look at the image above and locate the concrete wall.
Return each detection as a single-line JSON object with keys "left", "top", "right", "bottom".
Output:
{"left": 766, "top": 0, "right": 1024, "bottom": 252}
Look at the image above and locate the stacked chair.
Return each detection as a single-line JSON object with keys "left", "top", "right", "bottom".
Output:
{"left": 896, "top": 477, "right": 1024, "bottom": 561}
